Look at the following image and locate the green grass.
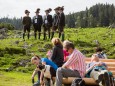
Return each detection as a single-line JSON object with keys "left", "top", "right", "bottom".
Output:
{"left": 0, "top": 71, "right": 36, "bottom": 86}
{"left": 64, "top": 28, "right": 115, "bottom": 58}
{"left": 0, "top": 27, "right": 115, "bottom": 85}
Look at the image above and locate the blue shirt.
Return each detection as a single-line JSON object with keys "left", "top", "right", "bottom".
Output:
{"left": 41, "top": 58, "right": 58, "bottom": 70}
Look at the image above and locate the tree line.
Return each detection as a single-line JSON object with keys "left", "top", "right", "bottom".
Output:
{"left": 0, "top": 17, "right": 22, "bottom": 30}
{"left": 0, "top": 3, "right": 115, "bottom": 29}
{"left": 66, "top": 3, "right": 115, "bottom": 28}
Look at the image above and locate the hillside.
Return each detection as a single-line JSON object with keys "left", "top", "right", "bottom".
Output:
{"left": 0, "top": 27, "right": 115, "bottom": 86}
{"left": 0, "top": 27, "right": 115, "bottom": 73}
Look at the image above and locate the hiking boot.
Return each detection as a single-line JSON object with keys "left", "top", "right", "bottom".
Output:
{"left": 96, "top": 74, "right": 104, "bottom": 84}
{"left": 109, "top": 75, "right": 115, "bottom": 86}
{"left": 103, "top": 72, "right": 111, "bottom": 86}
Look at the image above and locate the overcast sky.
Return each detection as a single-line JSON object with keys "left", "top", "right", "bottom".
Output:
{"left": 0, "top": 0, "right": 115, "bottom": 18}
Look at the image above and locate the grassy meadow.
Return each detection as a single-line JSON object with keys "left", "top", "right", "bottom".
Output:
{"left": 0, "top": 71, "right": 38, "bottom": 86}
{"left": 0, "top": 27, "right": 115, "bottom": 86}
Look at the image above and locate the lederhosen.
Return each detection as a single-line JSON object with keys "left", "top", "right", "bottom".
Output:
{"left": 59, "top": 12, "right": 65, "bottom": 32}
{"left": 33, "top": 15, "right": 43, "bottom": 32}
{"left": 22, "top": 16, "right": 31, "bottom": 32}
{"left": 43, "top": 15, "right": 52, "bottom": 32}
{"left": 52, "top": 12, "right": 60, "bottom": 31}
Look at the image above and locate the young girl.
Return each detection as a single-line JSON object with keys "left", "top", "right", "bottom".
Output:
{"left": 51, "top": 38, "right": 64, "bottom": 67}
{"left": 31, "top": 55, "right": 58, "bottom": 86}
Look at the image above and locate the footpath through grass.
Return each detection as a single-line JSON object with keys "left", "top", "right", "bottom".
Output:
{"left": 0, "top": 71, "right": 35, "bottom": 86}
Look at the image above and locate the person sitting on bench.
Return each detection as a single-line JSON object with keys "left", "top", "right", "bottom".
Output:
{"left": 92, "top": 47, "right": 107, "bottom": 59}
{"left": 56, "top": 41, "right": 86, "bottom": 86}
{"left": 86, "top": 56, "right": 114, "bottom": 86}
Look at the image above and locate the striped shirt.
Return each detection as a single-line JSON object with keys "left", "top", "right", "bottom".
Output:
{"left": 64, "top": 49, "right": 86, "bottom": 77}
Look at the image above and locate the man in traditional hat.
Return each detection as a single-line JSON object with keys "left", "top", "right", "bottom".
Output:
{"left": 43, "top": 8, "right": 53, "bottom": 40}
{"left": 33, "top": 8, "right": 43, "bottom": 39}
{"left": 22, "top": 10, "right": 31, "bottom": 40}
{"left": 58, "top": 6, "right": 65, "bottom": 41}
{"left": 51, "top": 7, "right": 60, "bottom": 39}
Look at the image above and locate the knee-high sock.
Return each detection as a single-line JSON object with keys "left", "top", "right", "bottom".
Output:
{"left": 38, "top": 32, "right": 41, "bottom": 39}
{"left": 62, "top": 33, "right": 64, "bottom": 41}
{"left": 59, "top": 32, "right": 61, "bottom": 38}
{"left": 34, "top": 32, "right": 37, "bottom": 39}
{"left": 51, "top": 32, "right": 54, "bottom": 39}
{"left": 43, "top": 33, "right": 46, "bottom": 40}
{"left": 27, "top": 33, "right": 30, "bottom": 39}
{"left": 48, "top": 32, "right": 50, "bottom": 39}
{"left": 23, "top": 33, "right": 25, "bottom": 39}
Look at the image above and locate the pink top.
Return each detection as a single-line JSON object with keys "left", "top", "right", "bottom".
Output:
{"left": 46, "top": 50, "right": 52, "bottom": 59}
{"left": 63, "top": 49, "right": 69, "bottom": 62}
{"left": 63, "top": 49, "right": 86, "bottom": 77}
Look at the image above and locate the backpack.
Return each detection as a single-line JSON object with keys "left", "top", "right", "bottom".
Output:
{"left": 71, "top": 78, "right": 85, "bottom": 86}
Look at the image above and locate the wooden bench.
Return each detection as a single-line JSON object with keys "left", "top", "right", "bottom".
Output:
{"left": 62, "top": 58, "right": 115, "bottom": 85}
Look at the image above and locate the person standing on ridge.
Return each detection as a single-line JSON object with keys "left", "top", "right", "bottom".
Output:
{"left": 43, "top": 8, "right": 53, "bottom": 40}
{"left": 51, "top": 7, "right": 60, "bottom": 39}
{"left": 22, "top": 10, "right": 31, "bottom": 40}
{"left": 58, "top": 6, "right": 65, "bottom": 41}
{"left": 33, "top": 8, "right": 43, "bottom": 39}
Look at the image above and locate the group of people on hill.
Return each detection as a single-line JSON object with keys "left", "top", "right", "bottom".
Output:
{"left": 31, "top": 38, "right": 114, "bottom": 86}
{"left": 22, "top": 6, "right": 65, "bottom": 41}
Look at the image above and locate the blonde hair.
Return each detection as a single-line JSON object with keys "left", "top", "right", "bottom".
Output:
{"left": 51, "top": 38, "right": 62, "bottom": 46}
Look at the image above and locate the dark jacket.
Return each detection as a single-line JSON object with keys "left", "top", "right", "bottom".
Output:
{"left": 33, "top": 15, "right": 43, "bottom": 26}
{"left": 43, "top": 15, "right": 52, "bottom": 27}
{"left": 22, "top": 16, "right": 31, "bottom": 26}
{"left": 52, "top": 13, "right": 60, "bottom": 27}
{"left": 59, "top": 12, "right": 65, "bottom": 26}
{"left": 51, "top": 44, "right": 64, "bottom": 67}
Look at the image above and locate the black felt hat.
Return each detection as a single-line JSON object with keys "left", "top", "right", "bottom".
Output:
{"left": 35, "top": 8, "right": 40, "bottom": 13}
{"left": 25, "top": 10, "right": 30, "bottom": 14}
